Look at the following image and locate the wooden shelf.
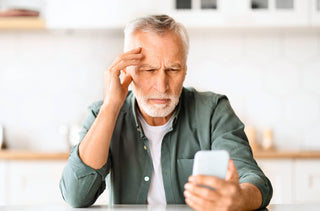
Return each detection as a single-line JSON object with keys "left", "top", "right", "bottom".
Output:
{"left": 0, "top": 17, "right": 46, "bottom": 30}
{"left": 254, "top": 150, "right": 320, "bottom": 159}
{"left": 1, "top": 149, "right": 320, "bottom": 160}
{"left": 0, "top": 150, "right": 69, "bottom": 160}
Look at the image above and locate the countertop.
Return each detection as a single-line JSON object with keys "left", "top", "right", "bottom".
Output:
{"left": 1, "top": 149, "right": 320, "bottom": 160}
{"left": 253, "top": 150, "right": 320, "bottom": 159}
{"left": 0, "top": 204, "right": 319, "bottom": 211}
{"left": 0, "top": 150, "right": 69, "bottom": 160}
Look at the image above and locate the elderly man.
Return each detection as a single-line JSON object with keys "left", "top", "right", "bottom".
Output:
{"left": 60, "top": 15, "right": 272, "bottom": 210}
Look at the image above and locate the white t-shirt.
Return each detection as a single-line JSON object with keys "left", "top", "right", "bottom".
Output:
{"left": 137, "top": 111, "right": 174, "bottom": 205}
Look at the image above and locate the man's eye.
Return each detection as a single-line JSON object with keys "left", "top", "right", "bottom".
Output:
{"left": 146, "top": 69, "right": 155, "bottom": 72}
{"left": 168, "top": 68, "right": 178, "bottom": 72}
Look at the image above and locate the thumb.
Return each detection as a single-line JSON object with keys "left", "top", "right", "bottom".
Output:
{"left": 225, "top": 159, "right": 239, "bottom": 184}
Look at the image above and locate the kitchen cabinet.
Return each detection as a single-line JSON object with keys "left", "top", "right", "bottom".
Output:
{"left": 173, "top": 0, "right": 312, "bottom": 28}
{"left": 257, "top": 157, "right": 320, "bottom": 204}
{"left": 294, "top": 160, "right": 320, "bottom": 203}
{"left": 42, "top": 0, "right": 317, "bottom": 29}
{"left": 5, "top": 160, "right": 109, "bottom": 205}
{"left": 45, "top": 0, "right": 118, "bottom": 29}
{"left": 0, "top": 161, "right": 8, "bottom": 205}
{"left": 0, "top": 151, "right": 109, "bottom": 206}
{"left": 170, "top": 0, "right": 310, "bottom": 28}
{"left": 257, "top": 159, "right": 294, "bottom": 204}
{"left": 45, "top": 0, "right": 170, "bottom": 29}
{"left": 241, "top": 0, "right": 310, "bottom": 27}
{"left": 6, "top": 160, "right": 66, "bottom": 205}
{"left": 168, "top": 0, "right": 226, "bottom": 28}
{"left": 2, "top": 0, "right": 318, "bottom": 30}
{"left": 1, "top": 151, "right": 320, "bottom": 205}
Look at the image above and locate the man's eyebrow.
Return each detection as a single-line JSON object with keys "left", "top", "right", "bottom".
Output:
{"left": 138, "top": 64, "right": 157, "bottom": 69}
{"left": 168, "top": 63, "right": 182, "bottom": 68}
{"left": 138, "top": 63, "right": 182, "bottom": 69}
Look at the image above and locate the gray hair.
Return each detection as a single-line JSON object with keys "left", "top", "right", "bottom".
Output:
{"left": 124, "top": 14, "right": 189, "bottom": 58}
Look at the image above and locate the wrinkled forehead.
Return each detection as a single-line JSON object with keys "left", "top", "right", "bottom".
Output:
{"left": 129, "top": 31, "right": 186, "bottom": 63}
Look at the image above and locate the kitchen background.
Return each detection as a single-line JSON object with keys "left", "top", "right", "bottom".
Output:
{"left": 1, "top": 0, "right": 320, "bottom": 207}
{"left": 1, "top": 27, "right": 320, "bottom": 151}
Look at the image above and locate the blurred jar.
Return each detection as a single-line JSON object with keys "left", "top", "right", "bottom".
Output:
{"left": 0, "top": 124, "right": 3, "bottom": 149}
{"left": 68, "top": 125, "right": 81, "bottom": 148}
{"left": 245, "top": 126, "right": 259, "bottom": 153}
{"left": 262, "top": 128, "right": 274, "bottom": 150}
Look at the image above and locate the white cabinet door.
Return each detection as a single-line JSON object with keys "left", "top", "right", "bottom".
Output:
{"left": 45, "top": 0, "right": 170, "bottom": 29}
{"left": 0, "top": 161, "right": 8, "bottom": 205}
{"left": 171, "top": 0, "right": 310, "bottom": 28}
{"left": 44, "top": 0, "right": 312, "bottom": 29}
{"left": 7, "top": 160, "right": 67, "bottom": 205}
{"left": 242, "top": 0, "right": 310, "bottom": 27}
{"left": 45, "top": 0, "right": 123, "bottom": 29}
{"left": 311, "top": 0, "right": 320, "bottom": 26}
{"left": 256, "top": 159, "right": 294, "bottom": 204}
{"left": 294, "top": 159, "right": 320, "bottom": 203}
{"left": 169, "top": 0, "right": 227, "bottom": 28}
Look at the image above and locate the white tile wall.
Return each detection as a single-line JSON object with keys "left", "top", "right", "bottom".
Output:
{"left": 0, "top": 28, "right": 320, "bottom": 151}
{"left": 186, "top": 29, "right": 320, "bottom": 150}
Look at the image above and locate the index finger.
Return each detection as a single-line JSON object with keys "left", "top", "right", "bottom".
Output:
{"left": 109, "top": 48, "right": 143, "bottom": 72}
{"left": 125, "top": 47, "right": 142, "bottom": 54}
{"left": 119, "top": 47, "right": 143, "bottom": 62}
{"left": 189, "top": 175, "right": 228, "bottom": 190}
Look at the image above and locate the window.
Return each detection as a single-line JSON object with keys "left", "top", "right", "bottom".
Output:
{"left": 201, "top": 0, "right": 217, "bottom": 9}
{"left": 251, "top": 0, "right": 268, "bottom": 9}
{"left": 276, "top": 0, "right": 294, "bottom": 9}
{"left": 176, "top": 0, "right": 192, "bottom": 9}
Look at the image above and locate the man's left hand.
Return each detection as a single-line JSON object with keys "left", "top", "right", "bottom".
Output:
{"left": 184, "top": 159, "right": 245, "bottom": 211}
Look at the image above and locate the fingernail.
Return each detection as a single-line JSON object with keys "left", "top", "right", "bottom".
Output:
{"left": 184, "top": 190, "right": 190, "bottom": 197}
{"left": 184, "top": 183, "right": 191, "bottom": 190}
{"left": 188, "top": 176, "right": 195, "bottom": 182}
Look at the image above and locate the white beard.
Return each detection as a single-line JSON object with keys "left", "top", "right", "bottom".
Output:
{"left": 133, "top": 89, "right": 180, "bottom": 118}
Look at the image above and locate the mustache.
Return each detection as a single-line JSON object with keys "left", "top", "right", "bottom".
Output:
{"left": 143, "top": 93, "right": 178, "bottom": 99}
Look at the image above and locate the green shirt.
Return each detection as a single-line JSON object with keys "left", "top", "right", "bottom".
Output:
{"left": 60, "top": 87, "right": 272, "bottom": 208}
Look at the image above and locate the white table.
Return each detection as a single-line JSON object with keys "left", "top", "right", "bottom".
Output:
{"left": 0, "top": 204, "right": 319, "bottom": 211}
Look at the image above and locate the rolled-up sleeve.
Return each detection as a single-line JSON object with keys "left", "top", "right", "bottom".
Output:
{"left": 59, "top": 101, "right": 110, "bottom": 208}
{"left": 210, "top": 97, "right": 273, "bottom": 209}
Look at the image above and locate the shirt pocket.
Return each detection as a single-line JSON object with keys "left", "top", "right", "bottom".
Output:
{"left": 177, "top": 158, "right": 194, "bottom": 193}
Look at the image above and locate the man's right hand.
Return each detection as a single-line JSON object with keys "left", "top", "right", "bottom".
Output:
{"left": 102, "top": 47, "right": 143, "bottom": 110}
{"left": 79, "top": 47, "right": 143, "bottom": 170}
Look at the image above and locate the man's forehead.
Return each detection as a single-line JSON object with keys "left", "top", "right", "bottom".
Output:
{"left": 131, "top": 30, "right": 181, "bottom": 46}
{"left": 138, "top": 63, "right": 183, "bottom": 68}
{"left": 128, "top": 30, "right": 187, "bottom": 65}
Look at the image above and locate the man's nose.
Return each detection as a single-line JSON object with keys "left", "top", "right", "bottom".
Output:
{"left": 154, "top": 69, "right": 169, "bottom": 93}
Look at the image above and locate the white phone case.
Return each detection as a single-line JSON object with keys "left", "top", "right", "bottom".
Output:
{"left": 192, "top": 150, "right": 230, "bottom": 179}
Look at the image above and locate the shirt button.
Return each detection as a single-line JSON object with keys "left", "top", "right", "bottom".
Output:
{"left": 144, "top": 145, "right": 147, "bottom": 150}
{"left": 144, "top": 176, "right": 150, "bottom": 182}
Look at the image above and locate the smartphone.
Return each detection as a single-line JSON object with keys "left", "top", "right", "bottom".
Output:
{"left": 192, "top": 150, "right": 230, "bottom": 179}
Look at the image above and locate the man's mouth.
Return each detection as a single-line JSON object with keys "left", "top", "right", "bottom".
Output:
{"left": 149, "top": 98, "right": 171, "bottom": 104}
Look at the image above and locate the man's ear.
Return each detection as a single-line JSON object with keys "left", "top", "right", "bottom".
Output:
{"left": 183, "top": 65, "right": 188, "bottom": 79}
